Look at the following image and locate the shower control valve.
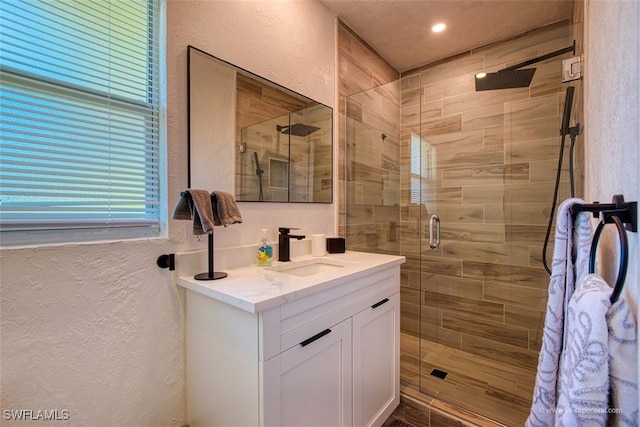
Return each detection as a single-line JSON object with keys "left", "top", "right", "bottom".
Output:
{"left": 562, "top": 56, "right": 582, "bottom": 82}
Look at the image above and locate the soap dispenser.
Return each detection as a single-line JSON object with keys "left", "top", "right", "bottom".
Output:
{"left": 257, "top": 228, "right": 273, "bottom": 267}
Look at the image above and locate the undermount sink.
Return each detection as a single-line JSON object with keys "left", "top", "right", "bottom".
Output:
{"left": 268, "top": 258, "right": 348, "bottom": 277}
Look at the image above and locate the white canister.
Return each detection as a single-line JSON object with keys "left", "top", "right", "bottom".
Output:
{"left": 311, "top": 234, "right": 326, "bottom": 257}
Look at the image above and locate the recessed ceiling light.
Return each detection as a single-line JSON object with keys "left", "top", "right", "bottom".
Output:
{"left": 432, "top": 23, "right": 446, "bottom": 33}
{"left": 475, "top": 72, "right": 487, "bottom": 79}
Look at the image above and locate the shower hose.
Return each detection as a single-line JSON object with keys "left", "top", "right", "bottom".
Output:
{"left": 542, "top": 86, "right": 580, "bottom": 274}
{"left": 541, "top": 115, "right": 579, "bottom": 275}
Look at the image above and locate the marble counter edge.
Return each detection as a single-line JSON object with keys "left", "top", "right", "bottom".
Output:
{"left": 176, "top": 251, "right": 406, "bottom": 313}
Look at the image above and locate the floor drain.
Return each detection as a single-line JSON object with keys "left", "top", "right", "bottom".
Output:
{"left": 430, "top": 368, "right": 448, "bottom": 380}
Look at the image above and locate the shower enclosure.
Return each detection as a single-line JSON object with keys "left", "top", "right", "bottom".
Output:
{"left": 344, "top": 22, "right": 582, "bottom": 425}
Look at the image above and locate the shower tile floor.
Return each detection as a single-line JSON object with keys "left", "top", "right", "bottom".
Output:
{"left": 399, "top": 332, "right": 536, "bottom": 426}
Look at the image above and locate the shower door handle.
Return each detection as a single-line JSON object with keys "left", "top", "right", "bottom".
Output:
{"left": 429, "top": 214, "right": 440, "bottom": 249}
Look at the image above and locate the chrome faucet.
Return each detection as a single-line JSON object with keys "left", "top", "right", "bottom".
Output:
{"left": 278, "top": 227, "right": 306, "bottom": 262}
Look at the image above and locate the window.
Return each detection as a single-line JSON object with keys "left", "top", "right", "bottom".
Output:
{"left": 410, "top": 134, "right": 436, "bottom": 208}
{"left": 0, "top": 0, "right": 163, "bottom": 243}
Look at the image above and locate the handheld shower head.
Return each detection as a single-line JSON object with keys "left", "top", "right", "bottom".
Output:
{"left": 253, "top": 152, "right": 264, "bottom": 202}
{"left": 253, "top": 152, "right": 263, "bottom": 176}
{"left": 561, "top": 86, "right": 575, "bottom": 136}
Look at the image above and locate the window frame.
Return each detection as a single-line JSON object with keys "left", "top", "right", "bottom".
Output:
{"left": 0, "top": 0, "right": 167, "bottom": 247}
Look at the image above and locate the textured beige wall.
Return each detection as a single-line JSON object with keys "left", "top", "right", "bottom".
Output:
{"left": 168, "top": 0, "right": 337, "bottom": 250}
{"left": 583, "top": 0, "right": 639, "bottom": 397}
{"left": 0, "top": 2, "right": 337, "bottom": 425}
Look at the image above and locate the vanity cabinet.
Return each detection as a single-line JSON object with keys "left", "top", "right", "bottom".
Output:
{"left": 185, "top": 264, "right": 400, "bottom": 427}
{"left": 262, "top": 318, "right": 352, "bottom": 427}
{"left": 353, "top": 294, "right": 400, "bottom": 427}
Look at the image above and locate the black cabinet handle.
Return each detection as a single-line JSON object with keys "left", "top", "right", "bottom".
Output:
{"left": 371, "top": 298, "right": 389, "bottom": 309}
{"left": 300, "top": 328, "right": 332, "bottom": 347}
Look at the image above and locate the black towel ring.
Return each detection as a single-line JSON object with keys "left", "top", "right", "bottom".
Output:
{"left": 588, "top": 215, "right": 628, "bottom": 303}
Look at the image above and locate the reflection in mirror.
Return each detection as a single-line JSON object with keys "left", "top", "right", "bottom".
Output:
{"left": 188, "top": 46, "right": 333, "bottom": 203}
{"left": 237, "top": 105, "right": 332, "bottom": 202}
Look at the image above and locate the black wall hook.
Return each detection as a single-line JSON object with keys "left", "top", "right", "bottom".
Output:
{"left": 157, "top": 254, "right": 175, "bottom": 271}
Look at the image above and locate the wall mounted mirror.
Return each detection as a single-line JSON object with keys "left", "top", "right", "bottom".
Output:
{"left": 188, "top": 46, "right": 333, "bottom": 203}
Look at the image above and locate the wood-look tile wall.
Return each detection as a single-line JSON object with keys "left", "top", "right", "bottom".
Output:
{"left": 337, "top": 20, "right": 400, "bottom": 252}
{"left": 399, "top": 21, "right": 580, "bottom": 379}
{"left": 339, "top": 16, "right": 583, "bottom": 400}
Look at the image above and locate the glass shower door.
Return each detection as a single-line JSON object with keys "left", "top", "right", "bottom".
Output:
{"left": 344, "top": 20, "right": 580, "bottom": 425}
{"left": 412, "top": 23, "right": 577, "bottom": 425}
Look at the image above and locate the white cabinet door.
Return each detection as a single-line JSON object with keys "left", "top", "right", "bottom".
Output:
{"left": 262, "top": 318, "right": 353, "bottom": 427}
{"left": 352, "top": 293, "right": 400, "bottom": 427}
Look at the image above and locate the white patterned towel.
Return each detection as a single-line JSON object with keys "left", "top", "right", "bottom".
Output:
{"left": 556, "top": 274, "right": 638, "bottom": 426}
{"left": 526, "top": 198, "right": 592, "bottom": 426}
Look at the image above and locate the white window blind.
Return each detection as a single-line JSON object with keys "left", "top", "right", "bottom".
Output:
{"left": 0, "top": 0, "right": 161, "bottom": 235}
{"left": 410, "top": 134, "right": 435, "bottom": 207}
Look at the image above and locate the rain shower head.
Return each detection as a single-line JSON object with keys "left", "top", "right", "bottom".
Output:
{"left": 474, "top": 42, "right": 576, "bottom": 92}
{"left": 475, "top": 69, "right": 536, "bottom": 91}
{"left": 276, "top": 123, "right": 320, "bottom": 137}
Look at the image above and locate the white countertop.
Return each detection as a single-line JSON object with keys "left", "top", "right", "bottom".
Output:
{"left": 176, "top": 251, "right": 405, "bottom": 313}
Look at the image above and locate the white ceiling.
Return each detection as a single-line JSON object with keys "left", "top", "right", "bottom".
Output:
{"left": 320, "top": 0, "right": 573, "bottom": 72}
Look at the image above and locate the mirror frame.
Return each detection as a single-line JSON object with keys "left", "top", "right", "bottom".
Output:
{"left": 187, "top": 45, "right": 334, "bottom": 203}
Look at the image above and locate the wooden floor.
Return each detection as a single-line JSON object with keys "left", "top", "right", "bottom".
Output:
{"left": 399, "top": 332, "right": 536, "bottom": 426}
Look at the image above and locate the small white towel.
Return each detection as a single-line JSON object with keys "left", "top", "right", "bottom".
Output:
{"left": 526, "top": 198, "right": 592, "bottom": 426}
{"left": 556, "top": 274, "right": 638, "bottom": 425}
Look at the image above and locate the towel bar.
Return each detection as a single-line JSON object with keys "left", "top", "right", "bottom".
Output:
{"left": 572, "top": 194, "right": 637, "bottom": 303}
{"left": 178, "top": 191, "right": 227, "bottom": 281}
{"left": 588, "top": 215, "right": 628, "bottom": 303}
{"left": 570, "top": 194, "right": 637, "bottom": 232}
